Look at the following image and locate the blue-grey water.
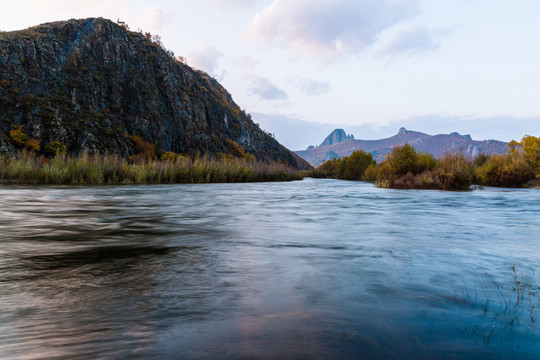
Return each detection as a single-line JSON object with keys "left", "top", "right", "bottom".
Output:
{"left": 0, "top": 179, "right": 539, "bottom": 359}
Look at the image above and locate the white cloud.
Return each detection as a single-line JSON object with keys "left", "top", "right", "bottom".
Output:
{"left": 188, "top": 45, "right": 224, "bottom": 76}
{"left": 377, "top": 26, "right": 447, "bottom": 59}
{"left": 246, "top": 0, "right": 418, "bottom": 61}
{"left": 21, "top": 1, "right": 170, "bottom": 37}
{"left": 292, "top": 76, "right": 330, "bottom": 96}
{"left": 213, "top": 0, "right": 257, "bottom": 12}
{"left": 233, "top": 54, "right": 259, "bottom": 69}
{"left": 138, "top": 8, "right": 166, "bottom": 34}
{"left": 23, "top": 0, "right": 124, "bottom": 17}
{"left": 248, "top": 76, "right": 288, "bottom": 100}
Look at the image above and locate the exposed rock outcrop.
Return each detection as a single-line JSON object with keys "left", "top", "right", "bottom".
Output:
{"left": 320, "top": 128, "right": 354, "bottom": 147}
{"left": 0, "top": 18, "right": 310, "bottom": 169}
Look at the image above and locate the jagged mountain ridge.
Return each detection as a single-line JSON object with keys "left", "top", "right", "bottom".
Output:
{"left": 0, "top": 18, "right": 310, "bottom": 169}
{"left": 295, "top": 127, "right": 508, "bottom": 166}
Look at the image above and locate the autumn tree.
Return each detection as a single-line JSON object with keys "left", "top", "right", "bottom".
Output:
{"left": 339, "top": 150, "right": 375, "bottom": 180}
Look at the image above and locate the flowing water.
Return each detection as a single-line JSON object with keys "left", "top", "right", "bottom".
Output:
{"left": 0, "top": 179, "right": 539, "bottom": 359}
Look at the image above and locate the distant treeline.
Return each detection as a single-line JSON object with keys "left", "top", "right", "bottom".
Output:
{"left": 0, "top": 153, "right": 303, "bottom": 185}
{"left": 311, "top": 135, "right": 540, "bottom": 190}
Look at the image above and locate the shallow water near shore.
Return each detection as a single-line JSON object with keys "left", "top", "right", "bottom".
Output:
{"left": 0, "top": 178, "right": 539, "bottom": 359}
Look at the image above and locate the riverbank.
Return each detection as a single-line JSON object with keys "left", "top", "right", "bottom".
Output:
{"left": 312, "top": 136, "right": 540, "bottom": 190}
{"left": 0, "top": 153, "right": 304, "bottom": 185}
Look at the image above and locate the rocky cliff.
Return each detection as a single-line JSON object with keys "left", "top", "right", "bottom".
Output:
{"left": 319, "top": 128, "right": 354, "bottom": 147}
{"left": 0, "top": 18, "right": 310, "bottom": 169}
{"left": 296, "top": 127, "right": 508, "bottom": 166}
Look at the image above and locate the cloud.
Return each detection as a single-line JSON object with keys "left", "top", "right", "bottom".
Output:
{"left": 248, "top": 76, "right": 288, "bottom": 101}
{"left": 188, "top": 45, "right": 224, "bottom": 76}
{"left": 246, "top": 0, "right": 418, "bottom": 61}
{"left": 377, "top": 26, "right": 446, "bottom": 59}
{"left": 292, "top": 76, "right": 330, "bottom": 96}
{"left": 24, "top": 0, "right": 123, "bottom": 17}
{"left": 233, "top": 54, "right": 259, "bottom": 69}
{"left": 213, "top": 0, "right": 257, "bottom": 12}
{"left": 23, "top": 1, "right": 171, "bottom": 37}
{"left": 138, "top": 8, "right": 166, "bottom": 34}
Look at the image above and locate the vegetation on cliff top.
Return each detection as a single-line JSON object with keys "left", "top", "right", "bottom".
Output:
{"left": 312, "top": 135, "right": 540, "bottom": 190}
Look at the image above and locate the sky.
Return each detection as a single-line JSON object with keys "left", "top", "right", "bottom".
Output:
{"left": 1, "top": 0, "right": 539, "bottom": 150}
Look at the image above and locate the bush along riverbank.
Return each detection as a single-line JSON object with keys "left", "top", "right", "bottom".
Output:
{"left": 0, "top": 152, "right": 304, "bottom": 185}
{"left": 311, "top": 135, "right": 540, "bottom": 190}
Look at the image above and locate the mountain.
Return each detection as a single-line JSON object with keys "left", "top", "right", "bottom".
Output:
{"left": 295, "top": 127, "right": 508, "bottom": 166}
{"left": 319, "top": 129, "right": 354, "bottom": 147}
{"left": 0, "top": 18, "right": 310, "bottom": 169}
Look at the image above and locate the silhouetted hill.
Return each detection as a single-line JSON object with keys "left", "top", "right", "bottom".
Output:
{"left": 0, "top": 18, "right": 310, "bottom": 169}
{"left": 296, "top": 127, "right": 508, "bottom": 166}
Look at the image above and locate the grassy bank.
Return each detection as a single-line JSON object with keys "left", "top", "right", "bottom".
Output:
{"left": 311, "top": 135, "right": 540, "bottom": 190}
{"left": 0, "top": 153, "right": 304, "bottom": 185}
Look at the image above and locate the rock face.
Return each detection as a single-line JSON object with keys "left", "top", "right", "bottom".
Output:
{"left": 296, "top": 127, "right": 508, "bottom": 166}
{"left": 0, "top": 18, "right": 310, "bottom": 169}
{"left": 319, "top": 129, "right": 354, "bottom": 147}
{"left": 322, "top": 150, "right": 339, "bottom": 162}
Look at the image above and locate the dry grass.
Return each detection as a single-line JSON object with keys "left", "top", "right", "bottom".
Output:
{"left": 0, "top": 152, "right": 304, "bottom": 185}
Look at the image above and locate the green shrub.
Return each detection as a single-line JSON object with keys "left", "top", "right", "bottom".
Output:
{"left": 340, "top": 150, "right": 375, "bottom": 180}
{"left": 44, "top": 141, "right": 66, "bottom": 157}
{"left": 475, "top": 154, "right": 534, "bottom": 187}
{"left": 433, "top": 153, "right": 474, "bottom": 190}
{"left": 514, "top": 135, "right": 539, "bottom": 172}
{"left": 315, "top": 150, "right": 375, "bottom": 181}
{"left": 376, "top": 144, "right": 437, "bottom": 188}
{"left": 362, "top": 163, "right": 378, "bottom": 182}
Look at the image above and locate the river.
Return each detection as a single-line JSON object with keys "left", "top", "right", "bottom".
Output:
{"left": 0, "top": 179, "right": 539, "bottom": 359}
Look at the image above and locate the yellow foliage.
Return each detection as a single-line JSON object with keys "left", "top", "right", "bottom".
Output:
{"left": 128, "top": 135, "right": 156, "bottom": 161}
{"left": 226, "top": 138, "right": 254, "bottom": 161}
{"left": 26, "top": 138, "right": 40, "bottom": 153}
{"left": 10, "top": 125, "right": 29, "bottom": 148}
{"left": 10, "top": 125, "right": 40, "bottom": 153}
{"left": 160, "top": 151, "right": 183, "bottom": 161}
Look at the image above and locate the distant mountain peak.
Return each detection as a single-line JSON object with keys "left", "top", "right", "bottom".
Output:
{"left": 450, "top": 132, "right": 472, "bottom": 140}
{"left": 320, "top": 129, "right": 354, "bottom": 147}
{"left": 295, "top": 128, "right": 508, "bottom": 166}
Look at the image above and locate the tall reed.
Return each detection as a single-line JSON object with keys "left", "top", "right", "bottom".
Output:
{"left": 0, "top": 152, "right": 304, "bottom": 185}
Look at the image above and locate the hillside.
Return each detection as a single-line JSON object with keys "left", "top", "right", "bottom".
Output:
{"left": 296, "top": 127, "right": 508, "bottom": 166}
{"left": 0, "top": 18, "right": 310, "bottom": 169}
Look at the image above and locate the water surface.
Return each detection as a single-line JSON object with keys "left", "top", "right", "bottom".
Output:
{"left": 1, "top": 179, "right": 539, "bottom": 359}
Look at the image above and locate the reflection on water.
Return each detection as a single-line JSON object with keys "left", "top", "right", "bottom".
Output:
{"left": 0, "top": 179, "right": 539, "bottom": 359}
